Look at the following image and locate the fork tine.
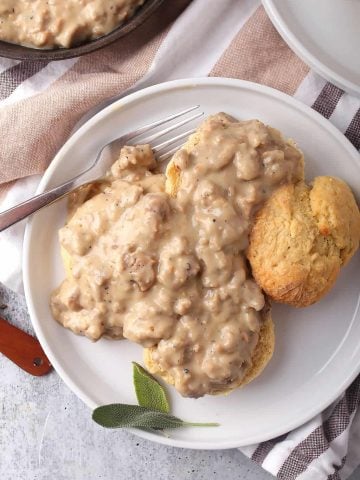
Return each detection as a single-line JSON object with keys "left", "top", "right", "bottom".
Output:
{"left": 141, "top": 111, "right": 203, "bottom": 145}
{"left": 157, "top": 142, "right": 186, "bottom": 162}
{"left": 153, "top": 128, "right": 195, "bottom": 153}
{"left": 124, "top": 105, "right": 200, "bottom": 142}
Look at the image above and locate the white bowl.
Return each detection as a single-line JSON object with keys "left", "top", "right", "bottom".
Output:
{"left": 262, "top": 0, "right": 360, "bottom": 97}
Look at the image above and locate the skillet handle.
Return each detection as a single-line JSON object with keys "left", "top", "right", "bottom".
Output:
{"left": 0, "top": 316, "right": 52, "bottom": 376}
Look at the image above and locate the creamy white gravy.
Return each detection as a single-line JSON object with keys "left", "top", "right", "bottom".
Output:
{"left": 0, "top": 0, "right": 144, "bottom": 48}
{"left": 50, "top": 114, "right": 303, "bottom": 397}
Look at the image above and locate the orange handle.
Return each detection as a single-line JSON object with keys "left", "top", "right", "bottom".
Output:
{"left": 0, "top": 316, "right": 52, "bottom": 376}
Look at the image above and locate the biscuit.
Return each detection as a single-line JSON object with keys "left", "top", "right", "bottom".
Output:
{"left": 61, "top": 246, "right": 73, "bottom": 279}
{"left": 247, "top": 176, "right": 360, "bottom": 307}
{"left": 143, "top": 117, "right": 289, "bottom": 394}
{"left": 144, "top": 309, "right": 275, "bottom": 394}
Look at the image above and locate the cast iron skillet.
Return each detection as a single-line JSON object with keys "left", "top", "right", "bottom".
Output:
{"left": 0, "top": 0, "right": 164, "bottom": 61}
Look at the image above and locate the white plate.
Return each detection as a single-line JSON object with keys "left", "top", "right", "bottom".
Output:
{"left": 23, "top": 78, "right": 360, "bottom": 449}
{"left": 262, "top": 0, "right": 360, "bottom": 97}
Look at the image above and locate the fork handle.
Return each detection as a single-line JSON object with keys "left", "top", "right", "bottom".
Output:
{"left": 0, "top": 176, "right": 81, "bottom": 232}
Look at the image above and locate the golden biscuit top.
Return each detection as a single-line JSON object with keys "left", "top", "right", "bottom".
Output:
{"left": 310, "top": 176, "right": 360, "bottom": 265}
{"left": 248, "top": 177, "right": 360, "bottom": 307}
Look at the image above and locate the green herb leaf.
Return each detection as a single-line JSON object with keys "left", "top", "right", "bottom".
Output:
{"left": 132, "top": 362, "right": 170, "bottom": 413}
{"left": 92, "top": 404, "right": 219, "bottom": 430}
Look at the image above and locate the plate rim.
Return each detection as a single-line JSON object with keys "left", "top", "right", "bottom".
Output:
{"left": 23, "top": 77, "right": 360, "bottom": 449}
{"left": 262, "top": 0, "right": 360, "bottom": 98}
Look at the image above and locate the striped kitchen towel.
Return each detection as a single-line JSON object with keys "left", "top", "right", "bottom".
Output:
{"left": 0, "top": 1, "right": 359, "bottom": 479}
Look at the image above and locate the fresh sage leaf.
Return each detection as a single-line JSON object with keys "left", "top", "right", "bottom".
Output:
{"left": 133, "top": 362, "right": 170, "bottom": 413}
{"left": 92, "top": 404, "right": 219, "bottom": 430}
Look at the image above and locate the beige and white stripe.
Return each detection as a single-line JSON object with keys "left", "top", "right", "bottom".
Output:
{"left": 0, "top": 1, "right": 358, "bottom": 186}
{"left": 0, "top": 1, "right": 359, "bottom": 479}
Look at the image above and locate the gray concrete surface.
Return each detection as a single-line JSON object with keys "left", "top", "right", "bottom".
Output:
{"left": 0, "top": 284, "right": 359, "bottom": 480}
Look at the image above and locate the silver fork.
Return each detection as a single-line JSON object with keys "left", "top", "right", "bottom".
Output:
{"left": 0, "top": 106, "right": 203, "bottom": 232}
